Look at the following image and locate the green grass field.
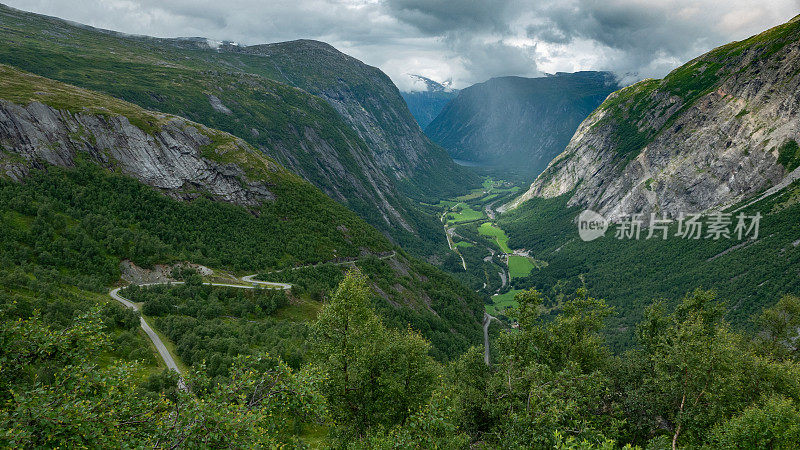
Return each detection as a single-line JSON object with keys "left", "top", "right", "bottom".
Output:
{"left": 446, "top": 203, "right": 484, "bottom": 224}
{"left": 436, "top": 200, "right": 459, "bottom": 208}
{"left": 454, "top": 189, "right": 486, "bottom": 202}
{"left": 454, "top": 241, "right": 474, "bottom": 248}
{"left": 487, "top": 289, "right": 523, "bottom": 315}
{"left": 478, "top": 222, "right": 511, "bottom": 253}
{"left": 508, "top": 255, "right": 536, "bottom": 279}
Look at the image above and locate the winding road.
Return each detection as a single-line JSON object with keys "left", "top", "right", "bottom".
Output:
{"left": 110, "top": 276, "right": 292, "bottom": 389}
{"left": 109, "top": 253, "right": 396, "bottom": 388}
{"left": 109, "top": 248, "right": 499, "bottom": 390}
{"left": 441, "top": 211, "right": 467, "bottom": 270}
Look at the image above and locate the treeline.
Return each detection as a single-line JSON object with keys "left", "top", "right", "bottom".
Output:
{"left": 5, "top": 272, "right": 800, "bottom": 448}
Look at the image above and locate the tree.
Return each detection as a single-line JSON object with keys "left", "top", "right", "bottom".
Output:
{"left": 708, "top": 396, "right": 800, "bottom": 449}
{"left": 484, "top": 288, "right": 617, "bottom": 447}
{"left": 310, "top": 270, "right": 438, "bottom": 441}
{"left": 754, "top": 294, "right": 800, "bottom": 362}
{"left": 620, "top": 291, "right": 756, "bottom": 448}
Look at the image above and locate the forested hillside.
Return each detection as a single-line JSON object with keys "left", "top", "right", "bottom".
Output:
{"left": 499, "top": 184, "right": 800, "bottom": 349}
{"left": 0, "top": 64, "right": 484, "bottom": 361}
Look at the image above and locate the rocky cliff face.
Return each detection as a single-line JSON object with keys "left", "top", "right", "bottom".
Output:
{"left": 0, "top": 66, "right": 285, "bottom": 207}
{"left": 511, "top": 17, "right": 800, "bottom": 220}
{"left": 426, "top": 72, "right": 618, "bottom": 177}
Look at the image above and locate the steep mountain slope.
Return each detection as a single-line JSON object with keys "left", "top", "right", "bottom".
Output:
{"left": 223, "top": 41, "right": 479, "bottom": 199}
{"left": 426, "top": 72, "right": 618, "bottom": 177}
{"left": 0, "top": 64, "right": 484, "bottom": 358}
{"left": 0, "top": 4, "right": 470, "bottom": 256}
{"left": 512, "top": 17, "right": 800, "bottom": 219}
{"left": 400, "top": 75, "right": 459, "bottom": 129}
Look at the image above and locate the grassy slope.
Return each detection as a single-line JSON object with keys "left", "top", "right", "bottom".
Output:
{"left": 478, "top": 222, "right": 511, "bottom": 253}
{"left": 486, "top": 289, "right": 523, "bottom": 316}
{"left": 507, "top": 255, "right": 535, "bottom": 279}
{"left": 446, "top": 203, "right": 484, "bottom": 224}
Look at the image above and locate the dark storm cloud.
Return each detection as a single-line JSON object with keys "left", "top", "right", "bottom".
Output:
{"left": 384, "top": 0, "right": 513, "bottom": 35}
{"left": 5, "top": 0, "right": 799, "bottom": 89}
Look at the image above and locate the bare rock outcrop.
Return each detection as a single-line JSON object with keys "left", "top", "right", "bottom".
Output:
{"left": 0, "top": 99, "right": 277, "bottom": 206}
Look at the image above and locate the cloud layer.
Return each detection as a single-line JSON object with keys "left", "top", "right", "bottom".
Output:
{"left": 7, "top": 0, "right": 799, "bottom": 89}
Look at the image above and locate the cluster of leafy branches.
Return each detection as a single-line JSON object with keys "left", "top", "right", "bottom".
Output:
{"left": 0, "top": 310, "right": 325, "bottom": 447}
{"left": 439, "top": 288, "right": 800, "bottom": 448}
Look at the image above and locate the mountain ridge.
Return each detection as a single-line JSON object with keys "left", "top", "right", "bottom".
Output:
{"left": 400, "top": 75, "right": 459, "bottom": 129}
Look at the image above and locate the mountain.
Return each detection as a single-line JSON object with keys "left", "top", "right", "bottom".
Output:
{"left": 497, "top": 15, "right": 800, "bottom": 349}
{"left": 400, "top": 75, "right": 459, "bottom": 129}
{"left": 222, "top": 41, "right": 478, "bottom": 198}
{"left": 0, "top": 4, "right": 478, "bottom": 256}
{"left": 511, "top": 16, "right": 800, "bottom": 219}
{"left": 425, "top": 72, "right": 619, "bottom": 178}
{"left": 0, "top": 63, "right": 484, "bottom": 359}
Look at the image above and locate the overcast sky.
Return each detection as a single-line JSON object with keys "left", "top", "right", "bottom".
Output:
{"left": 7, "top": 0, "right": 799, "bottom": 90}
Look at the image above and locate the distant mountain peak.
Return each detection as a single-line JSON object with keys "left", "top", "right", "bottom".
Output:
{"left": 405, "top": 74, "right": 456, "bottom": 93}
